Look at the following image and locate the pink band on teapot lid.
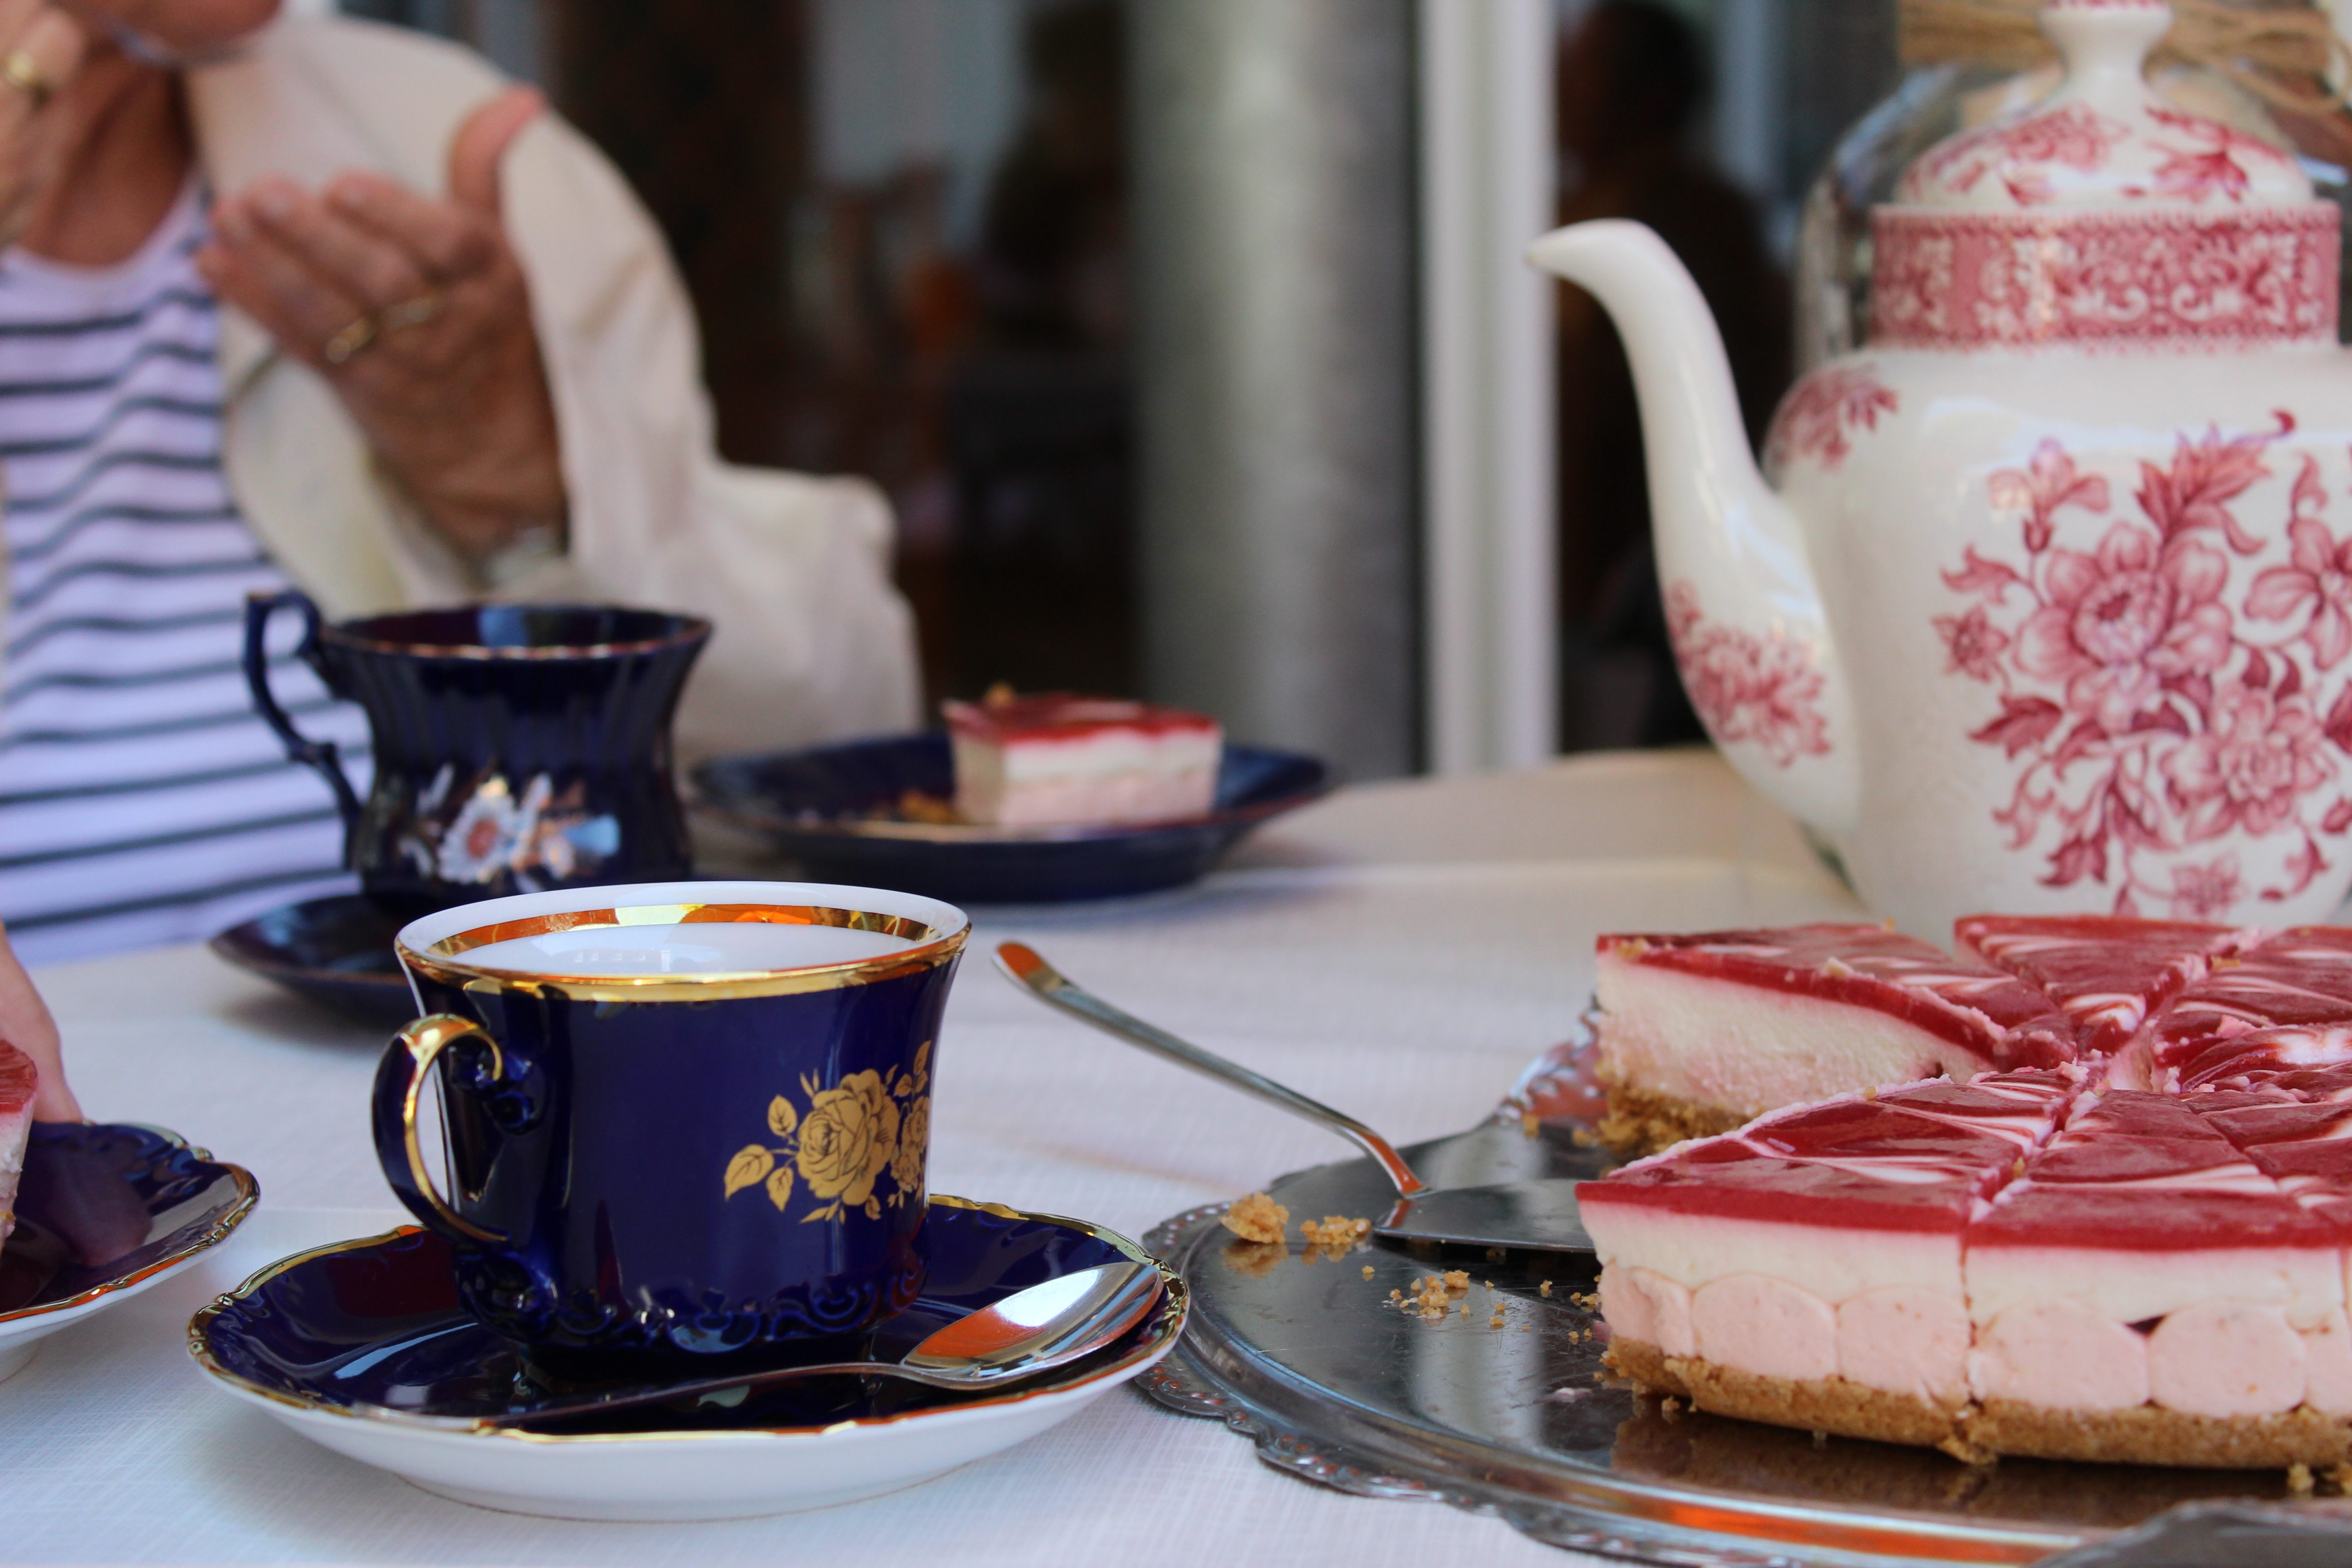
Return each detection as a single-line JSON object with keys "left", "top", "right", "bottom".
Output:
{"left": 1871, "top": 205, "right": 2339, "bottom": 350}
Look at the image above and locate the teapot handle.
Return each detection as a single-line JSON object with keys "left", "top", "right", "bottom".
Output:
{"left": 242, "top": 589, "right": 363, "bottom": 846}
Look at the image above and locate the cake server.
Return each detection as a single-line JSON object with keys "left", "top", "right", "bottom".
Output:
{"left": 994, "top": 942, "right": 1595, "bottom": 1255}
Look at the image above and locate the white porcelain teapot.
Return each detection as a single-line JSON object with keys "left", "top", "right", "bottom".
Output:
{"left": 1531, "top": 0, "right": 2352, "bottom": 934}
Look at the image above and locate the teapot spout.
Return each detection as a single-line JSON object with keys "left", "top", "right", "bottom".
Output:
{"left": 1527, "top": 220, "right": 1858, "bottom": 833}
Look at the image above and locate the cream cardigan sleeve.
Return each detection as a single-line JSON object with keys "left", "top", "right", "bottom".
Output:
{"left": 194, "top": 16, "right": 922, "bottom": 762}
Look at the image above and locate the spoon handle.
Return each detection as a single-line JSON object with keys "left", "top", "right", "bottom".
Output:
{"left": 993, "top": 942, "right": 1426, "bottom": 1197}
{"left": 398, "top": 1356, "right": 971, "bottom": 1431}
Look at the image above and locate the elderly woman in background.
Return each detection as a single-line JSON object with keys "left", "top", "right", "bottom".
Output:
{"left": 0, "top": 0, "right": 920, "bottom": 962}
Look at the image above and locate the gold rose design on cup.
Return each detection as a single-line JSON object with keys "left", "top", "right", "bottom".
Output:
{"left": 723, "top": 1042, "right": 933, "bottom": 1222}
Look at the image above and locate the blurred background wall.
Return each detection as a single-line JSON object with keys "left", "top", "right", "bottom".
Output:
{"left": 338, "top": 0, "right": 1902, "bottom": 782}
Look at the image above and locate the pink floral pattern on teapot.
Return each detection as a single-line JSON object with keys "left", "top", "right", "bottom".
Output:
{"left": 1939, "top": 421, "right": 2352, "bottom": 916}
{"left": 1666, "top": 582, "right": 1834, "bottom": 766}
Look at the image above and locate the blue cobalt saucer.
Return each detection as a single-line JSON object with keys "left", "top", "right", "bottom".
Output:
{"left": 207, "top": 893, "right": 413, "bottom": 1025}
{"left": 0, "top": 1122, "right": 258, "bottom": 1380}
{"left": 187, "top": 1195, "right": 1186, "bottom": 1519}
{"left": 693, "top": 733, "right": 1330, "bottom": 904}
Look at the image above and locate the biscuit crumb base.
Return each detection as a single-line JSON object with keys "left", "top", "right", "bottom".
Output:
{"left": 1605, "top": 1340, "right": 1962, "bottom": 1451}
{"left": 1972, "top": 1399, "right": 2352, "bottom": 1469}
{"left": 1602, "top": 1340, "right": 2352, "bottom": 1469}
{"left": 1592, "top": 1069, "right": 1748, "bottom": 1156}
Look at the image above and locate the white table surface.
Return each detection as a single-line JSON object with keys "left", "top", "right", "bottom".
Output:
{"left": 0, "top": 748, "right": 1866, "bottom": 1567}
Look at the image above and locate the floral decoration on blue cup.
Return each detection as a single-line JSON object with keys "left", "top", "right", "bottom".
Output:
{"left": 381, "top": 880, "right": 967, "bottom": 1362}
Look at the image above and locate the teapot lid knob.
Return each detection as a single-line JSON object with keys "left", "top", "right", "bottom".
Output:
{"left": 2039, "top": 0, "right": 2173, "bottom": 106}
{"left": 1891, "top": 0, "right": 2310, "bottom": 212}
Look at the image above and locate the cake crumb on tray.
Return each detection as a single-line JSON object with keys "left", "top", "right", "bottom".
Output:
{"left": 1221, "top": 1191, "right": 1289, "bottom": 1244}
{"left": 1299, "top": 1214, "right": 1370, "bottom": 1246}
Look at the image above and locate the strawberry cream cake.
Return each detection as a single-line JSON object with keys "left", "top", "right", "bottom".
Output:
{"left": 944, "top": 692, "right": 1222, "bottom": 829}
{"left": 1581, "top": 914, "right": 2352, "bottom": 1467}
{"left": 0, "top": 1042, "right": 33, "bottom": 1252}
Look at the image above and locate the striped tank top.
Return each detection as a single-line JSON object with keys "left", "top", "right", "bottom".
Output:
{"left": 0, "top": 182, "right": 368, "bottom": 963}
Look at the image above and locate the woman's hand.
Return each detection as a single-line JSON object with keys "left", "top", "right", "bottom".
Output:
{"left": 196, "top": 87, "right": 567, "bottom": 561}
{"left": 0, "top": 924, "right": 79, "bottom": 1122}
{"left": 0, "top": 1, "right": 86, "bottom": 247}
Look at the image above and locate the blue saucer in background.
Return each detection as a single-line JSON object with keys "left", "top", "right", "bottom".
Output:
{"left": 207, "top": 893, "right": 413, "bottom": 1025}
{"left": 692, "top": 733, "right": 1329, "bottom": 904}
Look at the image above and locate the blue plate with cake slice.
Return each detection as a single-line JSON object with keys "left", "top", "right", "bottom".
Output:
{"left": 691, "top": 703, "right": 1328, "bottom": 904}
{"left": 0, "top": 1122, "right": 256, "bottom": 1384}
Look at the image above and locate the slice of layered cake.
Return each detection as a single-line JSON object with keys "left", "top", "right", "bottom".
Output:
{"left": 944, "top": 692, "right": 1223, "bottom": 828}
{"left": 0, "top": 1042, "right": 34, "bottom": 1251}
{"left": 1583, "top": 1076, "right": 2352, "bottom": 1466}
{"left": 1579, "top": 915, "right": 2352, "bottom": 1465}
{"left": 1960, "top": 1089, "right": 2350, "bottom": 1465}
{"left": 1582, "top": 1071, "right": 2078, "bottom": 1454}
{"left": 1590, "top": 924, "right": 2077, "bottom": 1150}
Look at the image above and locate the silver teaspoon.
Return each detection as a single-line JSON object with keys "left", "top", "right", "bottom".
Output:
{"left": 376, "top": 1259, "right": 1163, "bottom": 1431}
{"left": 995, "top": 942, "right": 1596, "bottom": 1255}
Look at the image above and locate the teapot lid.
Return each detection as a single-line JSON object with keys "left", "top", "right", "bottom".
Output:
{"left": 1868, "top": 0, "right": 2338, "bottom": 350}
{"left": 1894, "top": 0, "right": 2311, "bottom": 212}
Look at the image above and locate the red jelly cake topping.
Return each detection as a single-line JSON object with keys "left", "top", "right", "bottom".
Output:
{"left": 943, "top": 693, "right": 1219, "bottom": 744}
{"left": 1957, "top": 915, "right": 2240, "bottom": 1053}
{"left": 1583, "top": 1072, "right": 2075, "bottom": 1233}
{"left": 0, "top": 1040, "right": 31, "bottom": 1114}
{"left": 2152, "top": 927, "right": 2352, "bottom": 1066}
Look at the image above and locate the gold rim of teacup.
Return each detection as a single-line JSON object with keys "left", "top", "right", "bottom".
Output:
{"left": 396, "top": 901, "right": 968, "bottom": 1001}
{"left": 323, "top": 611, "right": 712, "bottom": 662}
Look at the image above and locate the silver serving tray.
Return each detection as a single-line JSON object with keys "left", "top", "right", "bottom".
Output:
{"left": 1139, "top": 1045, "right": 2330, "bottom": 1567}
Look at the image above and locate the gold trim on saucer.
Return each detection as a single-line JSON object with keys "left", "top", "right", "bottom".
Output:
{"left": 184, "top": 1196, "right": 1187, "bottom": 1443}
{"left": 398, "top": 902, "right": 968, "bottom": 1002}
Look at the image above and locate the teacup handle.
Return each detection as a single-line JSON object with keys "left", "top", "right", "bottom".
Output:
{"left": 372, "top": 1014, "right": 510, "bottom": 1245}
{"left": 242, "top": 589, "right": 363, "bottom": 848}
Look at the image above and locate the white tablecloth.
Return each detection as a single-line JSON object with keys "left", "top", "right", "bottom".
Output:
{"left": 0, "top": 749, "right": 1862, "bottom": 1566}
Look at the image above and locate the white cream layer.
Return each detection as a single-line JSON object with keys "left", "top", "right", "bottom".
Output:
{"left": 951, "top": 730, "right": 1220, "bottom": 828}
{"left": 0, "top": 1095, "right": 26, "bottom": 1178}
{"left": 1594, "top": 956, "right": 1989, "bottom": 1119}
{"left": 1582, "top": 1203, "right": 1963, "bottom": 1299}
{"left": 1964, "top": 1241, "right": 2345, "bottom": 1329}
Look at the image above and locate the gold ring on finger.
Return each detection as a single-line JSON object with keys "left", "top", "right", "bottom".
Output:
{"left": 1, "top": 49, "right": 53, "bottom": 112}
{"left": 323, "top": 314, "right": 379, "bottom": 365}
{"left": 378, "top": 288, "right": 446, "bottom": 334}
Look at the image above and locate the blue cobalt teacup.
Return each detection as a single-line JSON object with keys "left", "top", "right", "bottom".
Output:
{"left": 379, "top": 881, "right": 967, "bottom": 1361}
